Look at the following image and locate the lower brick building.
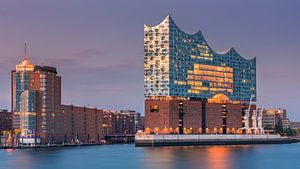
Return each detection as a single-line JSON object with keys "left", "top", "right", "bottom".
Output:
{"left": 61, "top": 105, "right": 135, "bottom": 143}
{"left": 61, "top": 105, "right": 103, "bottom": 143}
{"left": 120, "top": 110, "right": 142, "bottom": 132}
{"left": 0, "top": 109, "right": 12, "bottom": 134}
{"left": 102, "top": 110, "right": 135, "bottom": 136}
{"left": 145, "top": 95, "right": 256, "bottom": 134}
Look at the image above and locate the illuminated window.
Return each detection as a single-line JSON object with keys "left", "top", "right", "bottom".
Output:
{"left": 187, "top": 63, "right": 233, "bottom": 94}
{"left": 150, "top": 105, "right": 159, "bottom": 112}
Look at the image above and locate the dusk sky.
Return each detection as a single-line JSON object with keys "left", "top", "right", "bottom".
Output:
{"left": 1, "top": 1, "right": 300, "bottom": 120}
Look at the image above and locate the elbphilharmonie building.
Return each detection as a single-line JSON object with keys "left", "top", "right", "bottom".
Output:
{"left": 144, "top": 16, "right": 257, "bottom": 135}
{"left": 144, "top": 15, "right": 256, "bottom": 102}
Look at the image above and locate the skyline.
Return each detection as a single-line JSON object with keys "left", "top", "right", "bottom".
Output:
{"left": 1, "top": 1, "right": 300, "bottom": 120}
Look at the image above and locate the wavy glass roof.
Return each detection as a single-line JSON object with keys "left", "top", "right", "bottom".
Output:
{"left": 144, "top": 15, "right": 256, "bottom": 101}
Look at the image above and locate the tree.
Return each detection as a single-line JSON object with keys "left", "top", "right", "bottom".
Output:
{"left": 274, "top": 124, "right": 284, "bottom": 135}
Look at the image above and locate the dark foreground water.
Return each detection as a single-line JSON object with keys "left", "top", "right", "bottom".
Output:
{"left": 1, "top": 143, "right": 300, "bottom": 169}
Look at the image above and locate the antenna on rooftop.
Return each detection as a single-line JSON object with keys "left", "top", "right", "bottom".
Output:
{"left": 24, "top": 42, "right": 28, "bottom": 60}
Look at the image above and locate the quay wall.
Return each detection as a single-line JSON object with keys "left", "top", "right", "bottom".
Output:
{"left": 135, "top": 134, "right": 298, "bottom": 146}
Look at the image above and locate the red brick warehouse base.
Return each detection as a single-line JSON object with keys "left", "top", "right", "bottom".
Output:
{"left": 145, "top": 98, "right": 256, "bottom": 134}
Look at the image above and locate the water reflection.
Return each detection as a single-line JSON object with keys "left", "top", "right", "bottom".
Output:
{"left": 143, "top": 145, "right": 255, "bottom": 169}
{"left": 206, "top": 146, "right": 233, "bottom": 169}
{"left": 1, "top": 144, "right": 299, "bottom": 169}
{"left": 1, "top": 148, "right": 64, "bottom": 169}
{"left": 5, "top": 148, "right": 13, "bottom": 153}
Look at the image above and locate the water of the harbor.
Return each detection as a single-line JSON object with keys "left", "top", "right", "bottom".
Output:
{"left": 0, "top": 143, "right": 300, "bottom": 169}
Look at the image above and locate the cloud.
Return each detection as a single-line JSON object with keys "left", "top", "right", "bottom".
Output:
{"left": 73, "top": 49, "right": 104, "bottom": 59}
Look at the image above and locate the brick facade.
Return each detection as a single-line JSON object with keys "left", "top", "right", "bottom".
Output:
{"left": 61, "top": 105, "right": 135, "bottom": 143}
{"left": 0, "top": 110, "right": 12, "bottom": 133}
{"left": 145, "top": 99, "right": 256, "bottom": 134}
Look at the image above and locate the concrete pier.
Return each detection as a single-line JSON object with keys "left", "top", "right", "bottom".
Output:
{"left": 135, "top": 134, "right": 299, "bottom": 147}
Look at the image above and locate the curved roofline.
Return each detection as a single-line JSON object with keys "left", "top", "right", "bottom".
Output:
{"left": 168, "top": 15, "right": 204, "bottom": 36}
{"left": 215, "top": 47, "right": 255, "bottom": 61}
{"left": 144, "top": 15, "right": 169, "bottom": 28}
{"left": 145, "top": 15, "right": 255, "bottom": 61}
{"left": 170, "top": 16, "right": 255, "bottom": 61}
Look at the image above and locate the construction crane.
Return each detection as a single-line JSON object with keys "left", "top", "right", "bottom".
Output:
{"left": 257, "top": 107, "right": 264, "bottom": 134}
{"left": 252, "top": 109, "right": 258, "bottom": 132}
{"left": 240, "top": 95, "right": 253, "bottom": 134}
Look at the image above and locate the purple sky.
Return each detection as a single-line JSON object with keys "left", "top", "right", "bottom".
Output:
{"left": 0, "top": 0, "right": 300, "bottom": 120}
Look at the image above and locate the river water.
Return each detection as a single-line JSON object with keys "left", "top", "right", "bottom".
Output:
{"left": 0, "top": 143, "right": 299, "bottom": 169}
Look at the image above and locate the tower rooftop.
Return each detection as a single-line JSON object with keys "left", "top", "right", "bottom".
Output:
{"left": 16, "top": 58, "right": 34, "bottom": 72}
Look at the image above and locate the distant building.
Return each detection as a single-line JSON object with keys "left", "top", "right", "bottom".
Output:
{"left": 120, "top": 110, "right": 142, "bottom": 132}
{"left": 276, "top": 108, "right": 290, "bottom": 129}
{"left": 290, "top": 122, "right": 300, "bottom": 129}
{"left": 262, "top": 108, "right": 290, "bottom": 130}
{"left": 102, "top": 110, "right": 115, "bottom": 136}
{"left": 103, "top": 110, "right": 135, "bottom": 135}
{"left": 262, "top": 109, "right": 276, "bottom": 129}
{"left": 11, "top": 57, "right": 62, "bottom": 143}
{"left": 0, "top": 109, "right": 12, "bottom": 133}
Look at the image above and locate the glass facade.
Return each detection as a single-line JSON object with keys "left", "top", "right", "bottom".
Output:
{"left": 14, "top": 72, "right": 29, "bottom": 112}
{"left": 20, "top": 90, "right": 37, "bottom": 138}
{"left": 13, "top": 58, "right": 34, "bottom": 113}
{"left": 144, "top": 15, "right": 256, "bottom": 101}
